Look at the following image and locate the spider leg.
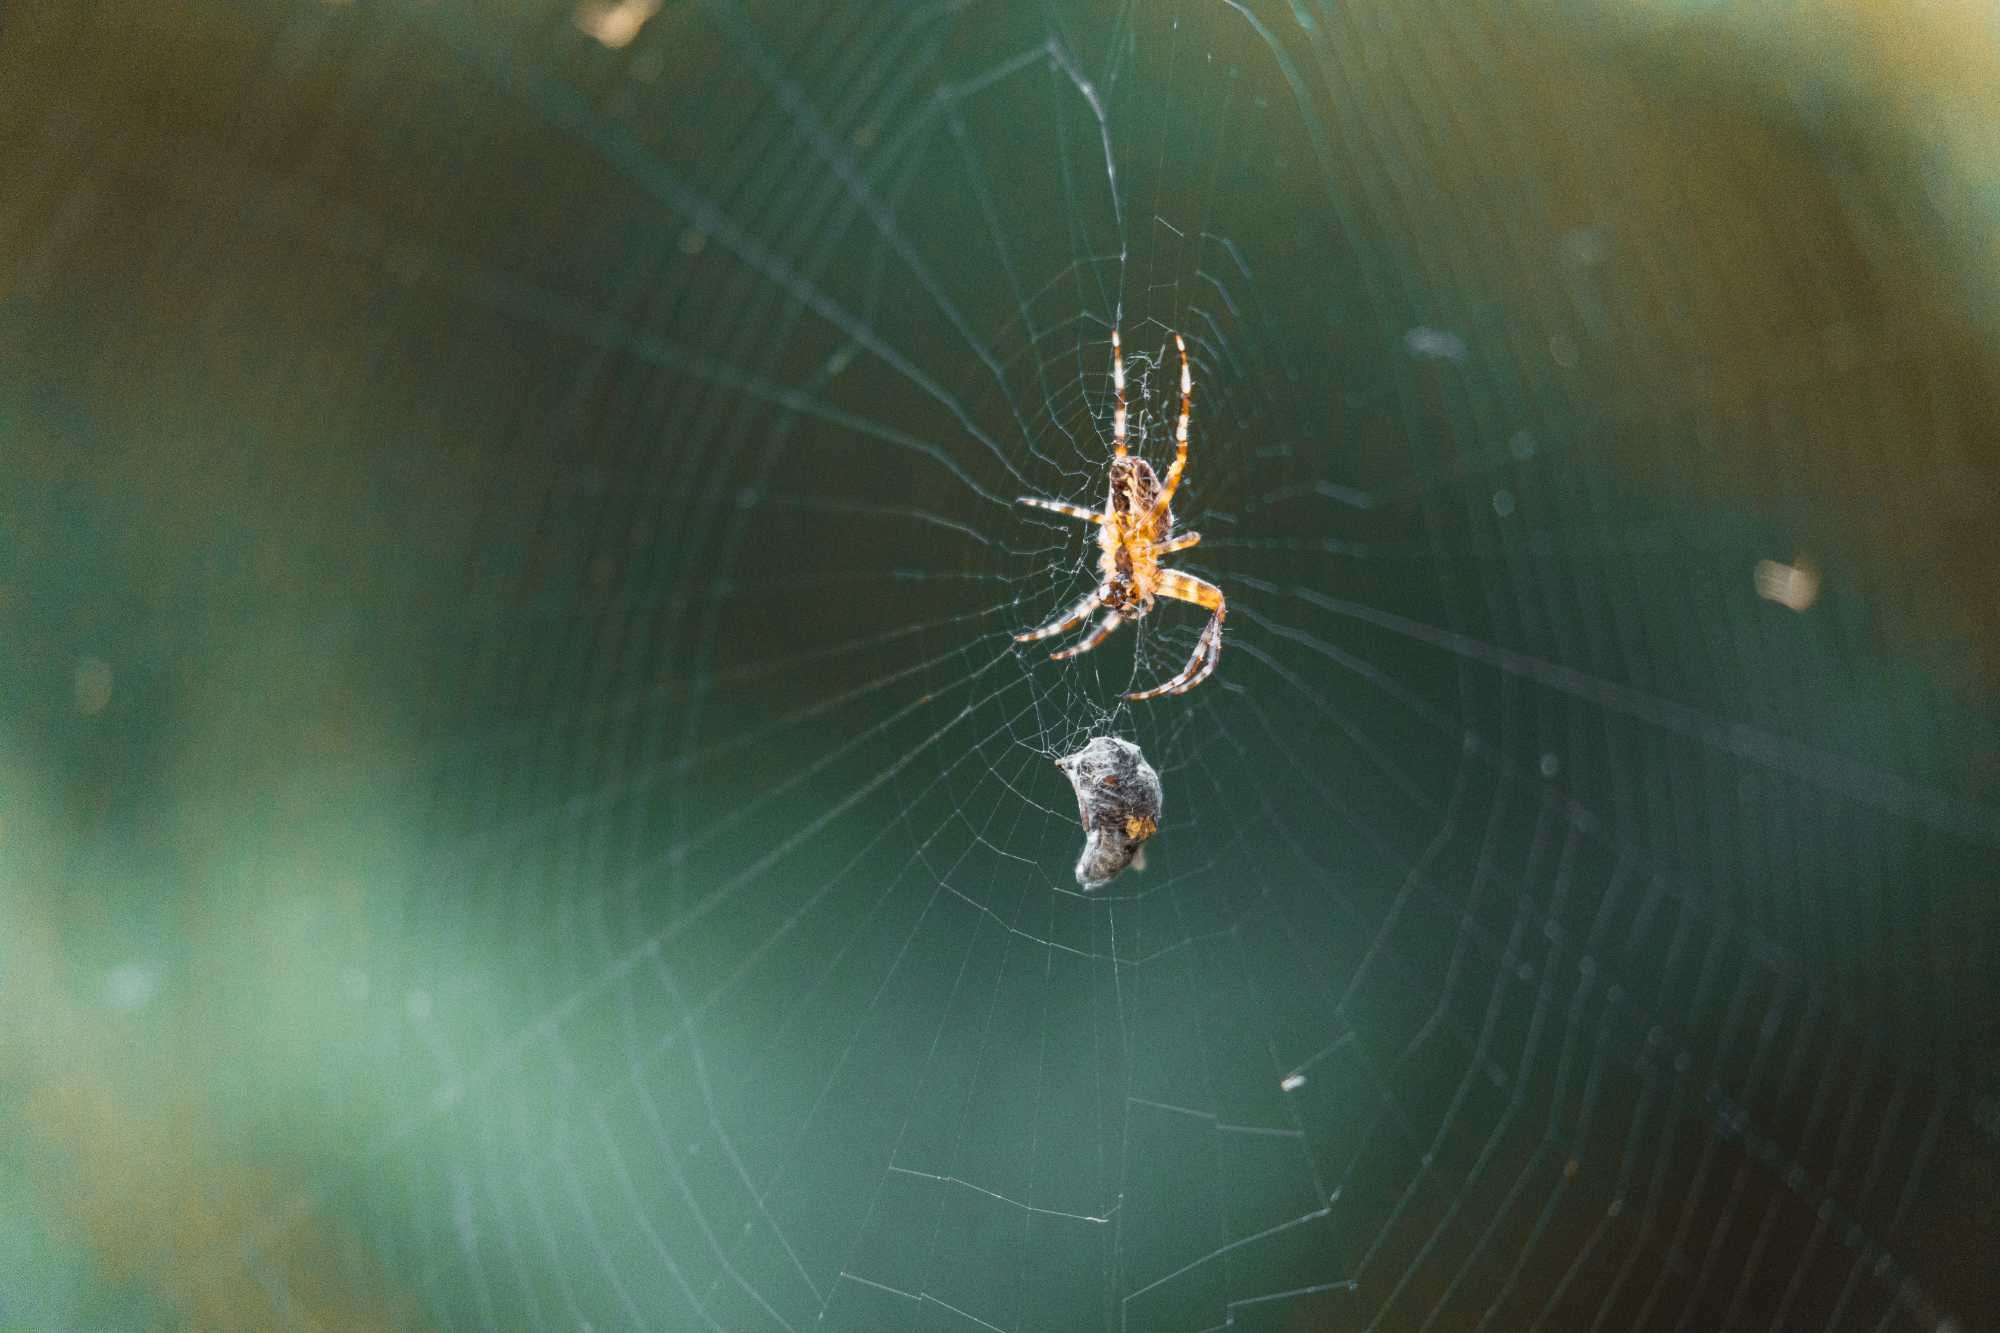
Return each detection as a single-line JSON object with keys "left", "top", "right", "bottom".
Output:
{"left": 1017, "top": 496, "right": 1104, "bottom": 524}
{"left": 1125, "top": 569, "right": 1225, "bottom": 700}
{"left": 1014, "top": 586, "right": 1107, "bottom": 643}
{"left": 1152, "top": 529, "right": 1201, "bottom": 556}
{"left": 1051, "top": 610, "right": 1125, "bottom": 661}
{"left": 1148, "top": 333, "right": 1192, "bottom": 521}
{"left": 1111, "top": 327, "right": 1128, "bottom": 459}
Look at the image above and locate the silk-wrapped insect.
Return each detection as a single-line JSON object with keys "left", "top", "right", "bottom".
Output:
{"left": 1054, "top": 736, "right": 1163, "bottom": 890}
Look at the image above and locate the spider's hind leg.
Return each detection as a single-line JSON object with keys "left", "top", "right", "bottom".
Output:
{"left": 1148, "top": 334, "right": 1192, "bottom": 521}
{"left": 1111, "top": 327, "right": 1128, "bottom": 458}
{"left": 1017, "top": 497, "right": 1104, "bottom": 524}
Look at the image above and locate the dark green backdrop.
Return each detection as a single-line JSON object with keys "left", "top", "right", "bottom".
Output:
{"left": 3, "top": 2, "right": 1997, "bottom": 1330}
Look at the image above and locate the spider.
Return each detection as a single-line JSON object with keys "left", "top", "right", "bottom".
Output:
{"left": 1014, "top": 329, "right": 1226, "bottom": 700}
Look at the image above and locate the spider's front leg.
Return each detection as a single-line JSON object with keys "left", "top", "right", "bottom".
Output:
{"left": 1014, "top": 586, "right": 1108, "bottom": 645}
{"left": 1051, "top": 611, "right": 1125, "bottom": 661}
{"left": 1125, "top": 569, "right": 1225, "bottom": 700}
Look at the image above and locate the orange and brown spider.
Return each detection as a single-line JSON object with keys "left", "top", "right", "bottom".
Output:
{"left": 1014, "top": 329, "right": 1226, "bottom": 700}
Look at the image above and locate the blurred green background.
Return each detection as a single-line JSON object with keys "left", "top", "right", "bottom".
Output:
{"left": 3, "top": 1, "right": 1997, "bottom": 1330}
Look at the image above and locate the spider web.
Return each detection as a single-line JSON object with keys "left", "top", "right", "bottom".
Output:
{"left": 4, "top": 1, "right": 1999, "bottom": 1330}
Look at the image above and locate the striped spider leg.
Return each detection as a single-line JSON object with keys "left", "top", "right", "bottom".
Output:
{"left": 1013, "top": 330, "right": 1227, "bottom": 699}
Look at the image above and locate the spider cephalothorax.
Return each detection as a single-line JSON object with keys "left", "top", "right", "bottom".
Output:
{"left": 1014, "top": 330, "right": 1226, "bottom": 700}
